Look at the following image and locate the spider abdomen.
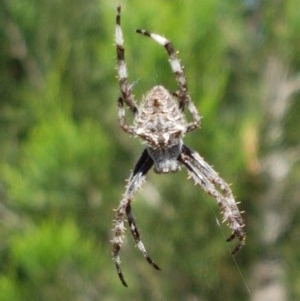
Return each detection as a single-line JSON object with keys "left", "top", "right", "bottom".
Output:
{"left": 135, "top": 85, "right": 186, "bottom": 147}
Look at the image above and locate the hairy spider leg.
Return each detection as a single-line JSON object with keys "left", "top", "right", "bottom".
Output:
{"left": 179, "top": 145, "right": 245, "bottom": 254}
{"left": 117, "top": 96, "right": 136, "bottom": 135}
{"left": 115, "top": 6, "right": 138, "bottom": 113}
{"left": 126, "top": 150, "right": 160, "bottom": 270}
{"left": 136, "top": 29, "right": 201, "bottom": 133}
{"left": 115, "top": 6, "right": 138, "bottom": 135}
{"left": 112, "top": 150, "right": 160, "bottom": 287}
{"left": 126, "top": 203, "right": 161, "bottom": 270}
{"left": 181, "top": 145, "right": 245, "bottom": 252}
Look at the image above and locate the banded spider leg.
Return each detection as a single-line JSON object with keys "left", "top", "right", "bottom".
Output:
{"left": 111, "top": 150, "right": 160, "bottom": 287}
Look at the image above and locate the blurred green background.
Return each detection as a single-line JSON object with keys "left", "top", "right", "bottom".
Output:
{"left": 1, "top": 0, "right": 300, "bottom": 300}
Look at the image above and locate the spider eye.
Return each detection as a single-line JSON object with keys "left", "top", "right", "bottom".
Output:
{"left": 153, "top": 160, "right": 180, "bottom": 173}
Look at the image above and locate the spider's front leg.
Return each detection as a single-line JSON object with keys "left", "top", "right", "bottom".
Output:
{"left": 111, "top": 150, "right": 160, "bottom": 287}
{"left": 179, "top": 145, "right": 245, "bottom": 254}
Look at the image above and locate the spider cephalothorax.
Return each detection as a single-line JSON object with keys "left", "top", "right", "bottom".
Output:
{"left": 112, "top": 5, "right": 245, "bottom": 287}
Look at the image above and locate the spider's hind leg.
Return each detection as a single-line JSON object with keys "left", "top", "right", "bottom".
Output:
{"left": 115, "top": 5, "right": 138, "bottom": 114}
{"left": 136, "top": 28, "right": 201, "bottom": 132}
{"left": 135, "top": 29, "right": 187, "bottom": 109}
{"left": 117, "top": 96, "right": 136, "bottom": 135}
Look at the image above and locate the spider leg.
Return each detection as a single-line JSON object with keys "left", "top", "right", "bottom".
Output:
{"left": 136, "top": 28, "right": 201, "bottom": 132}
{"left": 115, "top": 6, "right": 138, "bottom": 115}
{"left": 126, "top": 203, "right": 161, "bottom": 270}
{"left": 179, "top": 145, "right": 245, "bottom": 255}
{"left": 118, "top": 96, "right": 136, "bottom": 135}
{"left": 112, "top": 149, "right": 160, "bottom": 287}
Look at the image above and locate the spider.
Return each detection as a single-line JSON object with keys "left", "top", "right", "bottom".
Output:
{"left": 112, "top": 5, "right": 245, "bottom": 287}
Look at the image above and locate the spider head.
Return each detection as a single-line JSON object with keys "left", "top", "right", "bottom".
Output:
{"left": 146, "top": 142, "right": 182, "bottom": 173}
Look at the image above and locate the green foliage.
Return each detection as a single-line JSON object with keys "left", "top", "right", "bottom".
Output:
{"left": 3, "top": 114, "right": 109, "bottom": 210}
{"left": 0, "top": 276, "right": 21, "bottom": 301}
{"left": 2, "top": 219, "right": 103, "bottom": 301}
{"left": 0, "top": 0, "right": 299, "bottom": 300}
{"left": 11, "top": 220, "right": 90, "bottom": 276}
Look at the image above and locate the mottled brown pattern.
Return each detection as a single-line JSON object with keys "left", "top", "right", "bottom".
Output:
{"left": 112, "top": 5, "right": 245, "bottom": 287}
